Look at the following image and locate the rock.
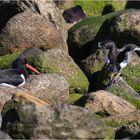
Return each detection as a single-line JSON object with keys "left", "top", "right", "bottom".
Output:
{"left": 80, "top": 49, "right": 108, "bottom": 77}
{"left": 67, "top": 11, "right": 119, "bottom": 62}
{"left": 0, "top": 0, "right": 68, "bottom": 52}
{"left": 0, "top": 87, "right": 15, "bottom": 112}
{"left": 0, "top": 131, "right": 12, "bottom": 139}
{"left": 84, "top": 90, "right": 136, "bottom": 116}
{"left": 12, "top": 92, "right": 49, "bottom": 106}
{"left": 108, "top": 77, "right": 140, "bottom": 107}
{"left": 115, "top": 122, "right": 140, "bottom": 139}
{"left": 105, "top": 110, "right": 140, "bottom": 125}
{"left": 0, "top": 74, "right": 69, "bottom": 111}
{"left": 33, "top": 49, "right": 89, "bottom": 94}
{"left": 19, "top": 74, "right": 69, "bottom": 104}
{"left": 95, "top": 9, "right": 140, "bottom": 47}
{"left": 121, "top": 56, "right": 140, "bottom": 94}
{"left": 0, "top": 11, "right": 63, "bottom": 56}
{"left": 1, "top": 99, "right": 105, "bottom": 139}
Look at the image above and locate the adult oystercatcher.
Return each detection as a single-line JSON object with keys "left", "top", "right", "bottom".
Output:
{"left": 98, "top": 40, "right": 140, "bottom": 88}
{"left": 0, "top": 58, "right": 40, "bottom": 88}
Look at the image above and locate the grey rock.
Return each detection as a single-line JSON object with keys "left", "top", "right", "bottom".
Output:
{"left": 0, "top": 74, "right": 69, "bottom": 111}
{"left": 33, "top": 49, "right": 89, "bottom": 94}
{"left": 84, "top": 90, "right": 136, "bottom": 116}
{"left": 0, "top": 11, "right": 62, "bottom": 56}
{"left": 1, "top": 100, "right": 105, "bottom": 139}
{"left": 0, "top": 0, "right": 68, "bottom": 52}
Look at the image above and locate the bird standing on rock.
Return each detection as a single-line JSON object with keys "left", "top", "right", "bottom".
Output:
{"left": 0, "top": 58, "right": 40, "bottom": 88}
{"left": 98, "top": 40, "right": 140, "bottom": 89}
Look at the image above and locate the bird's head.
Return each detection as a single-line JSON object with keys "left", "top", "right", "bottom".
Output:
{"left": 98, "top": 40, "right": 116, "bottom": 49}
{"left": 12, "top": 58, "right": 41, "bottom": 75}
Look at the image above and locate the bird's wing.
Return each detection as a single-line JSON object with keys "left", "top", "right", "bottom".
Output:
{"left": 0, "top": 69, "right": 24, "bottom": 87}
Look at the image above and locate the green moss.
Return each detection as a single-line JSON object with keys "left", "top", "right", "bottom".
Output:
{"left": 69, "top": 93, "right": 83, "bottom": 104}
{"left": 34, "top": 54, "right": 89, "bottom": 95}
{"left": 0, "top": 52, "right": 21, "bottom": 69}
{"left": 69, "top": 10, "right": 123, "bottom": 47}
{"left": 74, "top": 0, "right": 126, "bottom": 16}
{"left": 121, "top": 65, "right": 140, "bottom": 93}
{"left": 109, "top": 86, "right": 140, "bottom": 109}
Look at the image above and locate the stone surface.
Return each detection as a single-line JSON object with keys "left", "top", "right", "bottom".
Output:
{"left": 0, "top": 74, "right": 69, "bottom": 111}
{"left": 84, "top": 90, "right": 136, "bottom": 116}
{"left": 20, "top": 74, "right": 69, "bottom": 104}
{"left": 0, "top": 11, "right": 62, "bottom": 56}
{"left": 33, "top": 49, "right": 89, "bottom": 94}
{"left": 0, "top": 131, "right": 12, "bottom": 139}
{"left": 67, "top": 11, "right": 119, "bottom": 62}
{"left": 1, "top": 100, "right": 105, "bottom": 139}
{"left": 95, "top": 9, "right": 140, "bottom": 47}
{"left": 0, "top": 0, "right": 68, "bottom": 52}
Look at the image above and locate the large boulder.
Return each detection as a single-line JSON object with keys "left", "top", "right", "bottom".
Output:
{"left": 0, "top": 74, "right": 69, "bottom": 111}
{"left": 67, "top": 11, "right": 120, "bottom": 62}
{"left": 0, "top": 11, "right": 63, "bottom": 56}
{"left": 108, "top": 77, "right": 140, "bottom": 108}
{"left": 19, "top": 74, "right": 69, "bottom": 104}
{"left": 84, "top": 90, "right": 136, "bottom": 116}
{"left": 33, "top": 49, "right": 89, "bottom": 94}
{"left": 68, "top": 9, "right": 140, "bottom": 62}
{"left": 1, "top": 96, "right": 105, "bottom": 139}
{"left": 0, "top": 0, "right": 68, "bottom": 52}
{"left": 95, "top": 9, "right": 140, "bottom": 47}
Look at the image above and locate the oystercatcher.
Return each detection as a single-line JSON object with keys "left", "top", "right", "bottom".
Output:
{"left": 0, "top": 58, "right": 40, "bottom": 88}
{"left": 98, "top": 40, "right": 140, "bottom": 89}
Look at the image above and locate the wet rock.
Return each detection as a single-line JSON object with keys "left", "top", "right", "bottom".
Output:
{"left": 1, "top": 99, "right": 105, "bottom": 139}
{"left": 0, "top": 11, "right": 62, "bottom": 56}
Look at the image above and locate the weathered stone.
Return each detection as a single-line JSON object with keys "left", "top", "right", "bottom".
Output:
{"left": 0, "top": 11, "right": 62, "bottom": 56}
{"left": 0, "top": 74, "right": 69, "bottom": 111}
{"left": 108, "top": 77, "right": 140, "bottom": 108}
{"left": 105, "top": 110, "right": 140, "bottom": 125}
{"left": 0, "top": 0, "right": 68, "bottom": 52}
{"left": 33, "top": 49, "right": 89, "bottom": 94}
{"left": 0, "top": 131, "right": 12, "bottom": 139}
{"left": 19, "top": 74, "right": 69, "bottom": 104}
{"left": 67, "top": 11, "right": 120, "bottom": 62}
{"left": 115, "top": 122, "right": 140, "bottom": 139}
{"left": 95, "top": 9, "right": 140, "bottom": 47}
{"left": 1, "top": 100, "right": 105, "bottom": 139}
{"left": 84, "top": 90, "right": 136, "bottom": 116}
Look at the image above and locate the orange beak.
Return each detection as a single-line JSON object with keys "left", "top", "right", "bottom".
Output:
{"left": 25, "top": 64, "right": 41, "bottom": 75}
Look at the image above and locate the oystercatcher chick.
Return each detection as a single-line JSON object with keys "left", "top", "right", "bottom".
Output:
{"left": 0, "top": 58, "right": 40, "bottom": 88}
{"left": 98, "top": 40, "right": 140, "bottom": 89}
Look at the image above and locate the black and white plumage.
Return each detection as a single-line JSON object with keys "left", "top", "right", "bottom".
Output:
{"left": 0, "top": 58, "right": 40, "bottom": 88}
{"left": 98, "top": 40, "right": 140, "bottom": 72}
{"left": 98, "top": 40, "right": 140, "bottom": 89}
